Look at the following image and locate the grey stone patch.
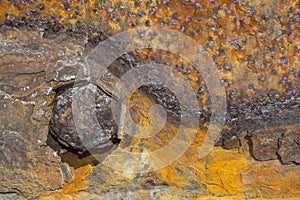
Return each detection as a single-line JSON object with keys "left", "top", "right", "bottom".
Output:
{"left": 60, "top": 162, "right": 75, "bottom": 183}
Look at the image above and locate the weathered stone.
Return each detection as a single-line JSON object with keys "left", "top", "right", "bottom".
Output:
{"left": 222, "top": 134, "right": 241, "bottom": 149}
{"left": 40, "top": 147, "right": 300, "bottom": 199}
{"left": 0, "top": 0, "right": 299, "bottom": 199}
{"left": 0, "top": 132, "right": 63, "bottom": 197}
{"left": 0, "top": 132, "right": 29, "bottom": 170}
{"left": 250, "top": 128, "right": 283, "bottom": 161}
{"left": 49, "top": 82, "right": 121, "bottom": 153}
{"left": 0, "top": 28, "right": 83, "bottom": 197}
{"left": 250, "top": 125, "right": 300, "bottom": 163}
{"left": 60, "top": 162, "right": 75, "bottom": 183}
{"left": 39, "top": 164, "right": 93, "bottom": 199}
{"left": 0, "top": 193, "right": 27, "bottom": 200}
{"left": 46, "top": 60, "right": 84, "bottom": 83}
{"left": 278, "top": 128, "right": 300, "bottom": 164}
{"left": 241, "top": 160, "right": 300, "bottom": 199}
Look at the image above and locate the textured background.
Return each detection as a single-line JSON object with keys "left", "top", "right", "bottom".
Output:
{"left": 0, "top": 0, "right": 299, "bottom": 199}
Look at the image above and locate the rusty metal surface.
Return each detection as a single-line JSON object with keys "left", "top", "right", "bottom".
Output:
{"left": 0, "top": 0, "right": 299, "bottom": 160}
{"left": 0, "top": 0, "right": 299, "bottom": 198}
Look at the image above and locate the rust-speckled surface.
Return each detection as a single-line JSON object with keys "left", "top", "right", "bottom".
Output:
{"left": 0, "top": 0, "right": 299, "bottom": 199}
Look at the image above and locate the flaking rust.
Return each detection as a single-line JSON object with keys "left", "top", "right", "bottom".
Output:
{"left": 0, "top": 0, "right": 299, "bottom": 164}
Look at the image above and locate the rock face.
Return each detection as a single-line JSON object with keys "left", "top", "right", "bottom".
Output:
{"left": 0, "top": 0, "right": 299, "bottom": 199}
{"left": 251, "top": 127, "right": 284, "bottom": 161}
{"left": 0, "top": 26, "right": 90, "bottom": 198}
{"left": 0, "top": 93, "right": 63, "bottom": 198}
{"left": 278, "top": 129, "right": 300, "bottom": 164}
{"left": 49, "top": 82, "right": 120, "bottom": 153}
{"left": 250, "top": 125, "right": 300, "bottom": 164}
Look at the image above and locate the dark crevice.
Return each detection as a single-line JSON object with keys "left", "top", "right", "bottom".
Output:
{"left": 276, "top": 132, "right": 285, "bottom": 165}
{"left": 245, "top": 133, "right": 257, "bottom": 161}
{"left": 46, "top": 130, "right": 120, "bottom": 169}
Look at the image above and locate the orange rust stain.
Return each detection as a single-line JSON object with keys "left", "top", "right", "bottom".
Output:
{"left": 2, "top": 0, "right": 299, "bottom": 95}
{"left": 158, "top": 146, "right": 251, "bottom": 196}
{"left": 2, "top": 0, "right": 299, "bottom": 198}
{"left": 40, "top": 164, "right": 92, "bottom": 200}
